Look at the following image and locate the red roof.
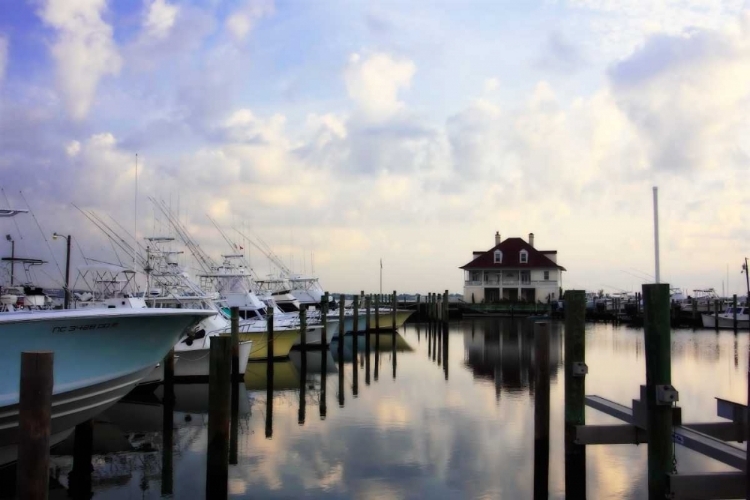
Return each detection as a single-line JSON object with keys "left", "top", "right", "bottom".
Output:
{"left": 459, "top": 237, "right": 566, "bottom": 270}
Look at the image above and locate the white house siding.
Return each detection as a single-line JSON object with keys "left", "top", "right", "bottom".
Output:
{"left": 463, "top": 267, "right": 560, "bottom": 302}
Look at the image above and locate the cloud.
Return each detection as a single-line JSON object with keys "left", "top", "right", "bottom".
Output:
{"left": 226, "top": 0, "right": 275, "bottom": 42}
{"left": 38, "top": 0, "right": 123, "bottom": 120}
{"left": 609, "top": 13, "right": 750, "bottom": 172}
{"left": 143, "top": 0, "right": 180, "bottom": 40}
{"left": 536, "top": 31, "right": 586, "bottom": 74}
{"left": 0, "top": 35, "right": 8, "bottom": 86}
{"left": 344, "top": 52, "right": 416, "bottom": 122}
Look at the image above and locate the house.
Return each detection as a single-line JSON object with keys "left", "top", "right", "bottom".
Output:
{"left": 460, "top": 232, "right": 565, "bottom": 303}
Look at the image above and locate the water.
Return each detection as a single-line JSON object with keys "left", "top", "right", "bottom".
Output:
{"left": 35, "top": 319, "right": 750, "bottom": 498}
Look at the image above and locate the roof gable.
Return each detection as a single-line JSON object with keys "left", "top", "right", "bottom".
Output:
{"left": 459, "top": 237, "right": 565, "bottom": 270}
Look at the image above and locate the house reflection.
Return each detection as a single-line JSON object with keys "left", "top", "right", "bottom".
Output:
{"left": 462, "top": 318, "right": 562, "bottom": 398}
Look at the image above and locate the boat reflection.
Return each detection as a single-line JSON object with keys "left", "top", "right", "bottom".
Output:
{"left": 462, "top": 318, "right": 562, "bottom": 396}
{"left": 45, "top": 382, "right": 250, "bottom": 497}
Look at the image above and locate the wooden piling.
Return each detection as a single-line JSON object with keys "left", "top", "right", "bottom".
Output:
{"left": 230, "top": 306, "right": 240, "bottom": 380}
{"left": 715, "top": 299, "right": 720, "bottom": 331}
{"left": 352, "top": 296, "right": 359, "bottom": 397}
{"left": 320, "top": 293, "right": 328, "bottom": 420}
{"left": 321, "top": 292, "right": 329, "bottom": 370}
{"left": 267, "top": 305, "right": 275, "bottom": 362}
{"left": 365, "top": 295, "right": 372, "bottom": 385}
{"left": 392, "top": 290, "right": 397, "bottom": 330}
{"left": 564, "top": 290, "right": 587, "bottom": 499}
{"left": 442, "top": 312, "right": 449, "bottom": 380}
{"left": 443, "top": 290, "right": 449, "bottom": 324}
{"left": 691, "top": 299, "right": 698, "bottom": 328}
{"left": 206, "top": 336, "right": 231, "bottom": 500}
{"left": 299, "top": 308, "right": 307, "bottom": 425}
{"left": 533, "top": 322, "right": 550, "bottom": 500}
{"left": 643, "top": 283, "right": 673, "bottom": 500}
{"left": 162, "top": 387, "right": 175, "bottom": 493}
{"left": 17, "top": 351, "right": 53, "bottom": 500}
{"left": 338, "top": 296, "right": 345, "bottom": 363}
{"left": 375, "top": 294, "right": 380, "bottom": 332}
{"left": 163, "top": 347, "right": 175, "bottom": 403}
{"left": 734, "top": 295, "right": 738, "bottom": 333}
{"left": 70, "top": 420, "right": 93, "bottom": 499}
{"left": 266, "top": 306, "right": 274, "bottom": 437}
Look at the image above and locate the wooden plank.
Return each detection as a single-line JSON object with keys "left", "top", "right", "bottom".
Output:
{"left": 575, "top": 424, "right": 648, "bottom": 445}
{"left": 669, "top": 472, "right": 745, "bottom": 499}
{"left": 717, "top": 398, "right": 747, "bottom": 422}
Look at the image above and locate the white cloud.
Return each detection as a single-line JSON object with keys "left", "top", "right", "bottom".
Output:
{"left": 38, "top": 0, "right": 122, "bottom": 120}
{"left": 0, "top": 35, "right": 8, "bottom": 86}
{"left": 65, "top": 140, "right": 81, "bottom": 156}
{"left": 226, "top": 0, "right": 274, "bottom": 42}
{"left": 609, "top": 12, "right": 750, "bottom": 172}
{"left": 143, "top": 0, "right": 179, "bottom": 40}
{"left": 344, "top": 52, "right": 416, "bottom": 122}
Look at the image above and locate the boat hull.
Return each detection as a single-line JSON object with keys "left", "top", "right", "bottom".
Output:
{"left": 0, "top": 308, "right": 212, "bottom": 465}
{"left": 701, "top": 314, "right": 750, "bottom": 329}
{"left": 240, "top": 330, "right": 300, "bottom": 359}
{"left": 141, "top": 339, "right": 253, "bottom": 383}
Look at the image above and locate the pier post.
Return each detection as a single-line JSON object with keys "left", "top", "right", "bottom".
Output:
{"left": 734, "top": 295, "right": 738, "bottom": 333}
{"left": 266, "top": 306, "right": 274, "bottom": 438}
{"left": 365, "top": 295, "right": 371, "bottom": 385}
{"left": 321, "top": 292, "right": 329, "bottom": 370}
{"left": 691, "top": 299, "right": 698, "bottom": 328}
{"left": 17, "top": 351, "right": 53, "bottom": 500}
{"left": 231, "top": 306, "right": 240, "bottom": 380}
{"left": 352, "top": 296, "right": 359, "bottom": 397}
{"left": 375, "top": 294, "right": 380, "bottom": 332}
{"left": 163, "top": 347, "right": 175, "bottom": 403}
{"left": 162, "top": 386, "right": 175, "bottom": 493}
{"left": 442, "top": 311, "right": 449, "bottom": 380}
{"left": 392, "top": 290, "right": 397, "bottom": 330}
{"left": 564, "top": 290, "right": 587, "bottom": 499}
{"left": 443, "top": 290, "right": 449, "bottom": 325}
{"left": 206, "top": 336, "right": 231, "bottom": 500}
{"left": 267, "top": 305, "right": 274, "bottom": 362}
{"left": 715, "top": 299, "right": 720, "bottom": 331}
{"left": 338, "top": 296, "right": 345, "bottom": 363}
{"left": 533, "top": 322, "right": 550, "bottom": 500}
{"left": 746, "top": 344, "right": 750, "bottom": 500}
{"left": 299, "top": 308, "right": 307, "bottom": 425}
{"left": 643, "top": 283, "right": 674, "bottom": 500}
{"left": 70, "top": 420, "right": 93, "bottom": 499}
{"left": 375, "top": 301, "right": 381, "bottom": 382}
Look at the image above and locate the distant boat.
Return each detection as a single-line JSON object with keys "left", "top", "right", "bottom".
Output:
{"left": 701, "top": 306, "right": 749, "bottom": 329}
{"left": 0, "top": 306, "right": 214, "bottom": 465}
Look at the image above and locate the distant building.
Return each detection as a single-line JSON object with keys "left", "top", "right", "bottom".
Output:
{"left": 460, "top": 232, "right": 565, "bottom": 303}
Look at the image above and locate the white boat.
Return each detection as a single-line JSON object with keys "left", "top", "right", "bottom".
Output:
{"left": 141, "top": 337, "right": 253, "bottom": 383}
{"left": 0, "top": 306, "right": 214, "bottom": 465}
{"left": 701, "top": 306, "right": 749, "bottom": 329}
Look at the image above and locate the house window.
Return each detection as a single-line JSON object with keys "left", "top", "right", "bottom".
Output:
{"left": 494, "top": 250, "right": 502, "bottom": 263}
{"left": 544, "top": 271, "right": 549, "bottom": 280}
{"left": 521, "top": 271, "right": 530, "bottom": 284}
{"left": 520, "top": 250, "right": 528, "bottom": 264}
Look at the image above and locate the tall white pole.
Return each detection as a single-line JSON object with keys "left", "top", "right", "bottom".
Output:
{"left": 134, "top": 154, "right": 138, "bottom": 274}
{"left": 653, "top": 186, "right": 660, "bottom": 284}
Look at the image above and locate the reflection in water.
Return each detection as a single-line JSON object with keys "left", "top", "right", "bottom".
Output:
{"left": 36, "top": 320, "right": 750, "bottom": 499}
{"left": 462, "top": 318, "right": 563, "bottom": 398}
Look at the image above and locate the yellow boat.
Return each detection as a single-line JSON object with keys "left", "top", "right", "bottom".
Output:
{"left": 244, "top": 360, "right": 299, "bottom": 391}
{"left": 368, "top": 310, "right": 413, "bottom": 330}
{"left": 239, "top": 329, "right": 300, "bottom": 360}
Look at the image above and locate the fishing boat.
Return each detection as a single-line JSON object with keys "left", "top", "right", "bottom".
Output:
{"left": 701, "top": 306, "right": 749, "bottom": 329}
{"left": 0, "top": 306, "right": 214, "bottom": 465}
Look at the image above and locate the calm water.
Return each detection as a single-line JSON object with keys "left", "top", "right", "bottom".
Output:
{"left": 41, "top": 319, "right": 750, "bottom": 498}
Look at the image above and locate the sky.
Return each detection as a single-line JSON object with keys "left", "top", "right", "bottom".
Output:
{"left": 0, "top": 0, "right": 749, "bottom": 296}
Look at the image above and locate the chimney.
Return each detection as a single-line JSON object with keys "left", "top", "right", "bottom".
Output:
{"left": 529, "top": 232, "right": 535, "bottom": 248}
{"left": 495, "top": 231, "right": 501, "bottom": 245}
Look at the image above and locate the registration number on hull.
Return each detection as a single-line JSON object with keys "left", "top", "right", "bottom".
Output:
{"left": 52, "top": 322, "right": 119, "bottom": 333}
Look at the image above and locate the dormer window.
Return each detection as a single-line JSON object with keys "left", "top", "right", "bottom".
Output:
{"left": 494, "top": 250, "right": 503, "bottom": 263}
{"left": 520, "top": 250, "right": 528, "bottom": 264}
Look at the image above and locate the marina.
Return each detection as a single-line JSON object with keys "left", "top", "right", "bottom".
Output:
{"left": 2, "top": 300, "right": 750, "bottom": 498}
